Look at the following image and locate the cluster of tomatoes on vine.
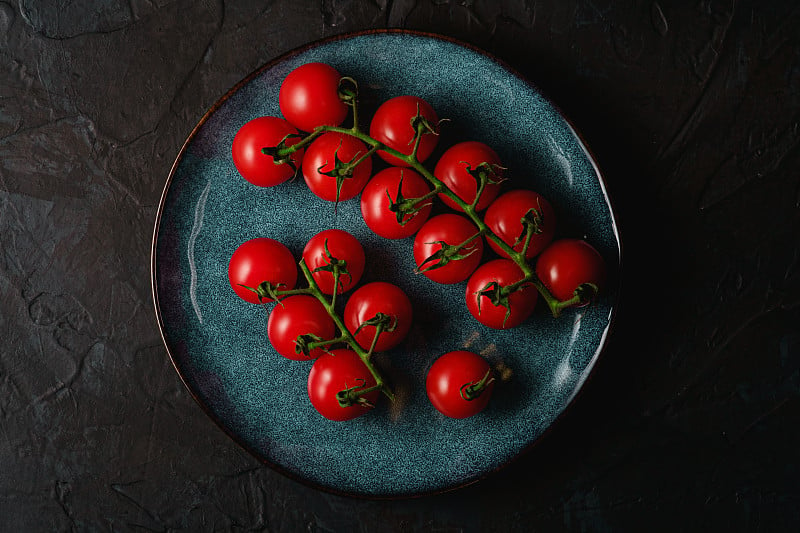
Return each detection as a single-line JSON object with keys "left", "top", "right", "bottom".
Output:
{"left": 226, "top": 62, "right": 607, "bottom": 422}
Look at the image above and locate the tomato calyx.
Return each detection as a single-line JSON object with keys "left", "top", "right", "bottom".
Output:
{"left": 337, "top": 76, "right": 358, "bottom": 106}
{"left": 238, "top": 280, "right": 290, "bottom": 304}
{"left": 463, "top": 161, "right": 505, "bottom": 209}
{"left": 386, "top": 173, "right": 435, "bottom": 226}
{"left": 459, "top": 369, "right": 495, "bottom": 401}
{"left": 417, "top": 233, "right": 483, "bottom": 275}
{"left": 310, "top": 239, "right": 353, "bottom": 306}
{"left": 335, "top": 379, "right": 378, "bottom": 409}
{"left": 294, "top": 333, "right": 334, "bottom": 358}
{"left": 353, "top": 312, "right": 397, "bottom": 354}
{"left": 317, "top": 141, "right": 379, "bottom": 205}
{"left": 260, "top": 133, "right": 304, "bottom": 172}
{"left": 514, "top": 205, "right": 546, "bottom": 255}
{"left": 473, "top": 281, "right": 515, "bottom": 327}
{"left": 408, "top": 105, "right": 440, "bottom": 159}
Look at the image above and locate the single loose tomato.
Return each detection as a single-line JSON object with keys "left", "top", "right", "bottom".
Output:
{"left": 484, "top": 189, "right": 556, "bottom": 260}
{"left": 434, "top": 141, "right": 503, "bottom": 212}
{"left": 228, "top": 238, "right": 297, "bottom": 304}
{"left": 344, "top": 282, "right": 413, "bottom": 352}
{"left": 413, "top": 214, "right": 484, "bottom": 284}
{"left": 360, "top": 167, "right": 433, "bottom": 239}
{"left": 267, "top": 295, "right": 335, "bottom": 360}
{"left": 231, "top": 117, "right": 303, "bottom": 187}
{"left": 303, "top": 132, "right": 373, "bottom": 202}
{"left": 426, "top": 351, "right": 495, "bottom": 419}
{"left": 465, "top": 259, "right": 537, "bottom": 329}
{"left": 279, "top": 62, "right": 348, "bottom": 132}
{"left": 302, "top": 229, "right": 365, "bottom": 295}
{"left": 369, "top": 95, "right": 439, "bottom": 167}
{"left": 307, "top": 349, "right": 379, "bottom": 421}
{"left": 535, "top": 238, "right": 607, "bottom": 304}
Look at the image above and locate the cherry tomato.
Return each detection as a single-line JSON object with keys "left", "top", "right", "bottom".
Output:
{"left": 413, "top": 214, "right": 484, "bottom": 284}
{"left": 307, "top": 349, "right": 379, "bottom": 421}
{"left": 228, "top": 238, "right": 297, "bottom": 304}
{"left": 302, "top": 229, "right": 365, "bottom": 295}
{"left": 369, "top": 95, "right": 439, "bottom": 167}
{"left": 279, "top": 62, "right": 348, "bottom": 132}
{"left": 360, "top": 167, "right": 433, "bottom": 239}
{"left": 434, "top": 141, "right": 503, "bottom": 212}
{"left": 535, "top": 238, "right": 607, "bottom": 303}
{"left": 426, "top": 351, "right": 495, "bottom": 419}
{"left": 231, "top": 117, "right": 303, "bottom": 187}
{"left": 465, "top": 259, "right": 537, "bottom": 329}
{"left": 344, "top": 282, "right": 413, "bottom": 352}
{"left": 267, "top": 295, "right": 335, "bottom": 360}
{"left": 302, "top": 132, "right": 373, "bottom": 202}
{"left": 484, "top": 189, "right": 556, "bottom": 260}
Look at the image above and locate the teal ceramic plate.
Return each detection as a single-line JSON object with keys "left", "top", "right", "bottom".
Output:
{"left": 152, "top": 30, "right": 620, "bottom": 498}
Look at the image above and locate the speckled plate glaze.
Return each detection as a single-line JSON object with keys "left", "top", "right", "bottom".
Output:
{"left": 152, "top": 30, "right": 621, "bottom": 498}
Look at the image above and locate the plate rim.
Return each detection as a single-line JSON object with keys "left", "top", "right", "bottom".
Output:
{"left": 150, "top": 28, "right": 623, "bottom": 499}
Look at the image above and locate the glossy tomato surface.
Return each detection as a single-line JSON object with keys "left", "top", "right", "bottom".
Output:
{"left": 267, "top": 295, "right": 335, "bottom": 360}
{"left": 307, "top": 349, "right": 378, "bottom": 421}
{"left": 344, "top": 282, "right": 412, "bottom": 352}
{"left": 369, "top": 95, "right": 439, "bottom": 167}
{"left": 302, "top": 229, "right": 365, "bottom": 295}
{"left": 279, "top": 62, "right": 348, "bottom": 132}
{"left": 426, "top": 350, "right": 495, "bottom": 419}
{"left": 302, "top": 132, "right": 373, "bottom": 202}
{"left": 413, "top": 213, "right": 484, "bottom": 284}
{"left": 231, "top": 116, "right": 303, "bottom": 187}
{"left": 360, "top": 167, "right": 433, "bottom": 239}
{"left": 227, "top": 238, "right": 297, "bottom": 304}
{"left": 434, "top": 141, "right": 502, "bottom": 212}
{"left": 535, "top": 238, "right": 607, "bottom": 303}
{"left": 484, "top": 189, "right": 556, "bottom": 260}
{"left": 465, "top": 258, "right": 537, "bottom": 329}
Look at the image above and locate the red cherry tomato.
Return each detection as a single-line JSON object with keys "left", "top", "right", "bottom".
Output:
{"left": 228, "top": 238, "right": 297, "bottom": 304}
{"left": 426, "top": 351, "right": 495, "bottom": 419}
{"left": 307, "top": 349, "right": 379, "bottom": 421}
{"left": 267, "top": 295, "right": 335, "bottom": 360}
{"left": 302, "top": 132, "right": 373, "bottom": 202}
{"left": 434, "top": 141, "right": 503, "bottom": 212}
{"left": 369, "top": 95, "right": 439, "bottom": 167}
{"left": 413, "top": 214, "right": 484, "bottom": 284}
{"left": 535, "top": 238, "right": 607, "bottom": 303}
{"left": 344, "top": 282, "right": 413, "bottom": 352}
{"left": 465, "top": 259, "right": 537, "bottom": 329}
{"left": 484, "top": 189, "right": 556, "bottom": 260}
{"left": 279, "top": 62, "right": 348, "bottom": 132}
{"left": 231, "top": 117, "right": 303, "bottom": 187}
{"left": 302, "top": 229, "right": 365, "bottom": 295}
{"left": 360, "top": 167, "right": 433, "bottom": 239}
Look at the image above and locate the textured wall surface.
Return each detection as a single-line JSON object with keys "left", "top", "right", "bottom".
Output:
{"left": 1, "top": 0, "right": 798, "bottom": 530}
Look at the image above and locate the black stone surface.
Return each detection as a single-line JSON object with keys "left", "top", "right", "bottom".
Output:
{"left": 2, "top": 0, "right": 798, "bottom": 530}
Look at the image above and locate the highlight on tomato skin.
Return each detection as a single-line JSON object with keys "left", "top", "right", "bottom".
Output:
{"left": 426, "top": 350, "right": 495, "bottom": 419}
{"left": 227, "top": 238, "right": 298, "bottom": 304}
{"left": 279, "top": 62, "right": 349, "bottom": 132}
{"left": 231, "top": 116, "right": 304, "bottom": 187}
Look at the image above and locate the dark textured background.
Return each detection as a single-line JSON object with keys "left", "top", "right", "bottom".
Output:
{"left": 1, "top": 0, "right": 798, "bottom": 530}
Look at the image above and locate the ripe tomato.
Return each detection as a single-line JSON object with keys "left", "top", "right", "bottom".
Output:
{"left": 344, "top": 282, "right": 413, "bottom": 352}
{"left": 434, "top": 141, "right": 502, "bottom": 212}
{"left": 484, "top": 189, "right": 556, "bottom": 260}
{"left": 426, "top": 351, "right": 495, "bottom": 419}
{"left": 413, "top": 214, "right": 484, "bottom": 284}
{"left": 279, "top": 62, "right": 348, "bottom": 132}
{"left": 369, "top": 95, "right": 439, "bottom": 167}
{"left": 307, "top": 349, "right": 379, "bottom": 421}
{"left": 231, "top": 117, "right": 304, "bottom": 187}
{"left": 360, "top": 167, "right": 433, "bottom": 239}
{"left": 302, "top": 132, "right": 373, "bottom": 202}
{"left": 267, "top": 295, "right": 335, "bottom": 360}
{"left": 535, "top": 238, "right": 607, "bottom": 303}
{"left": 228, "top": 238, "right": 297, "bottom": 304}
{"left": 302, "top": 229, "right": 365, "bottom": 295}
{"left": 465, "top": 259, "right": 537, "bottom": 329}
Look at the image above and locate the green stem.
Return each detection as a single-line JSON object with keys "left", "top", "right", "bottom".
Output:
{"left": 298, "top": 259, "right": 395, "bottom": 401}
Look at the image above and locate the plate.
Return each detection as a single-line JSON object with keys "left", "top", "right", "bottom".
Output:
{"left": 152, "top": 30, "right": 621, "bottom": 498}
